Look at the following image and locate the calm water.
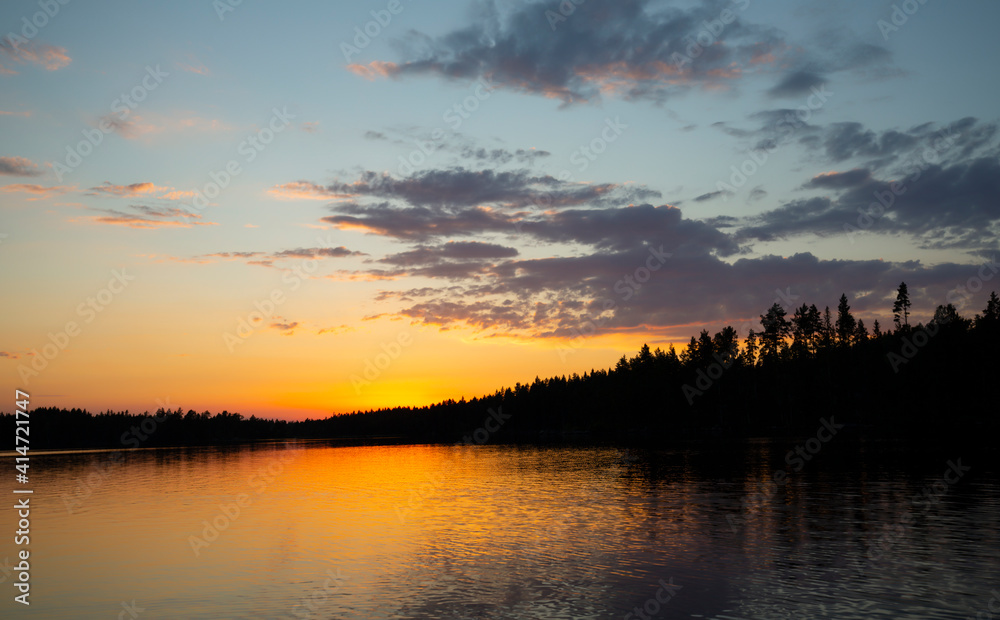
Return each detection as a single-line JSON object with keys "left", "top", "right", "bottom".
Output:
{"left": 2, "top": 439, "right": 998, "bottom": 619}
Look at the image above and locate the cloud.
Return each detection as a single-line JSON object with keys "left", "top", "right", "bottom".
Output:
{"left": 301, "top": 121, "right": 320, "bottom": 134}
{"left": 81, "top": 213, "right": 216, "bottom": 229}
{"left": 177, "top": 57, "right": 210, "bottom": 75}
{"left": 693, "top": 189, "right": 733, "bottom": 202}
{"left": 381, "top": 250, "right": 993, "bottom": 340}
{"left": 268, "top": 181, "right": 357, "bottom": 201}
{"left": 270, "top": 320, "right": 299, "bottom": 335}
{"left": 803, "top": 168, "right": 872, "bottom": 189}
{"left": 0, "top": 351, "right": 21, "bottom": 359}
{"left": 519, "top": 203, "right": 739, "bottom": 255}
{"left": 0, "top": 184, "right": 74, "bottom": 200}
{"left": 819, "top": 116, "right": 997, "bottom": 169}
{"left": 459, "top": 147, "right": 551, "bottom": 165}
{"left": 379, "top": 241, "right": 519, "bottom": 266}
{"left": 181, "top": 246, "right": 367, "bottom": 268}
{"left": 323, "top": 202, "right": 516, "bottom": 240}
{"left": 0, "top": 156, "right": 42, "bottom": 177}
{"left": 347, "top": 0, "right": 787, "bottom": 105}
{"left": 0, "top": 40, "right": 70, "bottom": 75}
{"left": 316, "top": 168, "right": 623, "bottom": 210}
{"left": 747, "top": 185, "right": 768, "bottom": 203}
{"left": 89, "top": 182, "right": 171, "bottom": 197}
{"left": 768, "top": 70, "right": 826, "bottom": 98}
{"left": 0, "top": 109, "right": 32, "bottom": 117}
{"left": 78, "top": 206, "right": 217, "bottom": 229}
{"left": 317, "top": 324, "right": 353, "bottom": 336}
{"left": 739, "top": 156, "right": 1000, "bottom": 250}
{"left": 159, "top": 190, "right": 198, "bottom": 201}
{"left": 97, "top": 113, "right": 232, "bottom": 141}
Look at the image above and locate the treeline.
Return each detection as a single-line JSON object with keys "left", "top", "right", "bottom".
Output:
{"left": 5, "top": 286, "right": 999, "bottom": 449}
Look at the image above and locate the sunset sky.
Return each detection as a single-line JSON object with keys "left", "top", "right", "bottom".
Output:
{"left": 2, "top": 0, "right": 999, "bottom": 418}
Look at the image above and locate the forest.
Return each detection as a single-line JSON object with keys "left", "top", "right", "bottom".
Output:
{"left": 6, "top": 284, "right": 999, "bottom": 450}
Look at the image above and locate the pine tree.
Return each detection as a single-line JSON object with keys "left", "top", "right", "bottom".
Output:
{"left": 820, "top": 306, "right": 835, "bottom": 349}
{"left": 893, "top": 282, "right": 911, "bottom": 330}
{"left": 759, "top": 303, "right": 791, "bottom": 362}
{"left": 854, "top": 319, "right": 869, "bottom": 343}
{"left": 836, "top": 294, "right": 857, "bottom": 346}
{"left": 744, "top": 329, "right": 758, "bottom": 367}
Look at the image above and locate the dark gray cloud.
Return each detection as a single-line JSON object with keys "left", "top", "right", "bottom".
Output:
{"left": 323, "top": 202, "right": 517, "bottom": 241}
{"left": 350, "top": 0, "right": 787, "bottom": 105}
{"left": 519, "top": 204, "right": 740, "bottom": 255}
{"left": 383, "top": 249, "right": 994, "bottom": 339}
{"left": 379, "top": 241, "right": 518, "bottom": 266}
{"left": 459, "top": 147, "right": 551, "bottom": 165}
{"left": 739, "top": 156, "right": 1000, "bottom": 251}
{"left": 693, "top": 189, "right": 733, "bottom": 202}
{"left": 321, "top": 168, "right": 620, "bottom": 209}
{"left": 768, "top": 70, "right": 827, "bottom": 98}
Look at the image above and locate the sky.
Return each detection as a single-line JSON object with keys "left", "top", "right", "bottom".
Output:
{"left": 2, "top": 0, "right": 999, "bottom": 419}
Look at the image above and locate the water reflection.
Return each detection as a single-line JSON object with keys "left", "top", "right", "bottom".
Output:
{"left": 1, "top": 440, "right": 996, "bottom": 619}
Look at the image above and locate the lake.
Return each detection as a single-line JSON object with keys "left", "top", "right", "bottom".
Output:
{"left": 2, "top": 436, "right": 998, "bottom": 619}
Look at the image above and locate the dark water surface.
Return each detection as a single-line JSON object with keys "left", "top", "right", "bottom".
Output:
{"left": 2, "top": 436, "right": 998, "bottom": 619}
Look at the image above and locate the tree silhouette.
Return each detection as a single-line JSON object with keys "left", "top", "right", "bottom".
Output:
{"left": 743, "top": 328, "right": 758, "bottom": 367}
{"left": 836, "top": 294, "right": 857, "bottom": 346}
{"left": 759, "top": 303, "right": 791, "bottom": 362}
{"left": 791, "top": 303, "right": 822, "bottom": 359}
{"left": 854, "top": 319, "right": 869, "bottom": 343}
{"left": 976, "top": 291, "right": 1000, "bottom": 330}
{"left": 872, "top": 319, "right": 883, "bottom": 338}
{"left": 820, "top": 306, "right": 835, "bottom": 349}
{"left": 893, "top": 282, "right": 911, "bottom": 330}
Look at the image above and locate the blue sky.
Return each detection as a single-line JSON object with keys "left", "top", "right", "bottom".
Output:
{"left": 2, "top": 0, "right": 999, "bottom": 417}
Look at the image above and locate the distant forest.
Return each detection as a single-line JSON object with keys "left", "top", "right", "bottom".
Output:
{"left": 6, "top": 284, "right": 1000, "bottom": 450}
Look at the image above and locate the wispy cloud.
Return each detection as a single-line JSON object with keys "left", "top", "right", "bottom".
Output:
{"left": 88, "top": 181, "right": 171, "bottom": 197}
{"left": 0, "top": 183, "right": 74, "bottom": 200}
{"left": 0, "top": 40, "right": 71, "bottom": 75}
